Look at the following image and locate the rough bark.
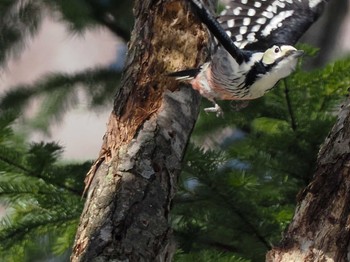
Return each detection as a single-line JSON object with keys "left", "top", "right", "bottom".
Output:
{"left": 71, "top": 0, "right": 212, "bottom": 261}
{"left": 267, "top": 97, "right": 350, "bottom": 262}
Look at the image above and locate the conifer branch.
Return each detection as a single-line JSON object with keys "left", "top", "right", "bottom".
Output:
{"left": 0, "top": 156, "right": 82, "bottom": 196}
{"left": 0, "top": 155, "right": 30, "bottom": 173}
{"left": 28, "top": 173, "right": 82, "bottom": 196}
{"left": 0, "top": 214, "right": 78, "bottom": 245}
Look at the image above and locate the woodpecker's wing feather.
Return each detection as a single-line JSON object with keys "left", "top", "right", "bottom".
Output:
{"left": 218, "top": 0, "right": 328, "bottom": 50}
{"left": 190, "top": 0, "right": 246, "bottom": 64}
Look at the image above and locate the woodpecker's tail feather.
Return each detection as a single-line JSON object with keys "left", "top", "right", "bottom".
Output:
{"left": 167, "top": 68, "right": 200, "bottom": 80}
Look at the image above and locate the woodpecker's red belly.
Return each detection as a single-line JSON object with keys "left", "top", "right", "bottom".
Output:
{"left": 190, "top": 65, "right": 252, "bottom": 102}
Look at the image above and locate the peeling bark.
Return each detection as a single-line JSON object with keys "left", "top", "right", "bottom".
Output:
{"left": 267, "top": 98, "right": 350, "bottom": 262}
{"left": 71, "top": 0, "right": 212, "bottom": 261}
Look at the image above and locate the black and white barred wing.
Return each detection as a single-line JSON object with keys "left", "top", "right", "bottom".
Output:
{"left": 218, "top": 0, "right": 328, "bottom": 50}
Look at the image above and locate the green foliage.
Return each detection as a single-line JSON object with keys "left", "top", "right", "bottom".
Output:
{"left": 0, "top": 116, "right": 89, "bottom": 261}
{"left": 173, "top": 54, "right": 350, "bottom": 261}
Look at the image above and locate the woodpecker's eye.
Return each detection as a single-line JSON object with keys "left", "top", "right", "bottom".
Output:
{"left": 274, "top": 47, "right": 280, "bottom": 53}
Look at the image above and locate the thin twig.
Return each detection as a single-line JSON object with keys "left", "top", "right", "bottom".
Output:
{"left": 284, "top": 79, "right": 297, "bottom": 131}
{"left": 207, "top": 181, "right": 272, "bottom": 249}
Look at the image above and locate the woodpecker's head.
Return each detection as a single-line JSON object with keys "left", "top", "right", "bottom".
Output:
{"left": 262, "top": 45, "right": 304, "bottom": 78}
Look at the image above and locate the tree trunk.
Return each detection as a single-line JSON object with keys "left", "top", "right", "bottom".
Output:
{"left": 71, "top": 0, "right": 212, "bottom": 261}
{"left": 267, "top": 97, "right": 350, "bottom": 261}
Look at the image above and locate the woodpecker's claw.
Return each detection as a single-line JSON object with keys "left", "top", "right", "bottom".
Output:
{"left": 204, "top": 103, "right": 223, "bottom": 117}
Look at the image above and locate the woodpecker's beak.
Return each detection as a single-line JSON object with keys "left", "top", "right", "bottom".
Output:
{"left": 288, "top": 50, "right": 304, "bottom": 58}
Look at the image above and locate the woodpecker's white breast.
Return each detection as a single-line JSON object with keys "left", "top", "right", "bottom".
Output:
{"left": 210, "top": 49, "right": 264, "bottom": 99}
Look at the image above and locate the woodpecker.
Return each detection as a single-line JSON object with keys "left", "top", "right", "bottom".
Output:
{"left": 169, "top": 0, "right": 327, "bottom": 116}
